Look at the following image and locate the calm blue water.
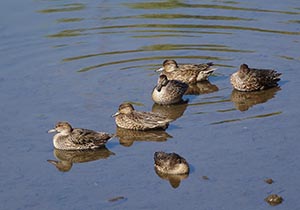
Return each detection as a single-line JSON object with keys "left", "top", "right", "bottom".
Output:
{"left": 1, "top": 0, "right": 300, "bottom": 209}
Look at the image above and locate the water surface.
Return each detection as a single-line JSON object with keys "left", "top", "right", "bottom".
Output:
{"left": 1, "top": 0, "right": 300, "bottom": 209}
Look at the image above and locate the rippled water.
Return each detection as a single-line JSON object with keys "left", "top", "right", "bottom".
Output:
{"left": 1, "top": 0, "right": 300, "bottom": 209}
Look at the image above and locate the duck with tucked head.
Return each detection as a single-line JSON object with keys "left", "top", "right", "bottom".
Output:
{"left": 48, "top": 122, "right": 113, "bottom": 150}
{"left": 112, "top": 103, "right": 172, "bottom": 131}
{"left": 154, "top": 151, "right": 190, "bottom": 175}
{"left": 152, "top": 75, "right": 188, "bottom": 105}
{"left": 156, "top": 59, "right": 216, "bottom": 84}
{"left": 230, "top": 64, "right": 281, "bottom": 92}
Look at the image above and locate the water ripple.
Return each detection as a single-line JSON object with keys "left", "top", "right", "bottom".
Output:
{"left": 76, "top": 55, "right": 228, "bottom": 72}
{"left": 102, "top": 14, "right": 255, "bottom": 21}
{"left": 47, "top": 24, "right": 300, "bottom": 38}
{"left": 211, "top": 111, "right": 283, "bottom": 125}
{"left": 125, "top": 2, "right": 300, "bottom": 15}
{"left": 37, "top": 3, "right": 85, "bottom": 13}
{"left": 63, "top": 44, "right": 253, "bottom": 63}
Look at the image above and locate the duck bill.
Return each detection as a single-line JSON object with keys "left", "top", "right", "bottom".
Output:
{"left": 111, "top": 112, "right": 120, "bottom": 117}
{"left": 155, "top": 67, "right": 164, "bottom": 72}
{"left": 156, "top": 84, "right": 162, "bottom": 92}
{"left": 47, "top": 128, "right": 56, "bottom": 133}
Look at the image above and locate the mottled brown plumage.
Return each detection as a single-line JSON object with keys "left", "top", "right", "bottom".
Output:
{"left": 230, "top": 64, "right": 281, "bottom": 92}
{"left": 154, "top": 151, "right": 189, "bottom": 175}
{"left": 48, "top": 122, "right": 113, "bottom": 150}
{"left": 156, "top": 59, "right": 215, "bottom": 84}
{"left": 112, "top": 103, "right": 172, "bottom": 130}
{"left": 152, "top": 75, "right": 188, "bottom": 105}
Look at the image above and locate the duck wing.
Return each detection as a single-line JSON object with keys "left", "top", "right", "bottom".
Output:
{"left": 179, "top": 62, "right": 214, "bottom": 72}
{"left": 168, "top": 80, "right": 188, "bottom": 95}
{"left": 248, "top": 68, "right": 281, "bottom": 89}
{"left": 71, "top": 128, "right": 112, "bottom": 146}
{"left": 133, "top": 111, "right": 172, "bottom": 130}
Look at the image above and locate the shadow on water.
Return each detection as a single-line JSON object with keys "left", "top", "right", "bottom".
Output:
{"left": 47, "top": 147, "right": 115, "bottom": 172}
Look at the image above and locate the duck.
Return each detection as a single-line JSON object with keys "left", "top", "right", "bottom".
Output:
{"left": 152, "top": 75, "right": 188, "bottom": 105}
{"left": 112, "top": 103, "right": 172, "bottom": 130}
{"left": 48, "top": 121, "right": 113, "bottom": 150}
{"left": 230, "top": 64, "right": 281, "bottom": 92}
{"left": 156, "top": 59, "right": 216, "bottom": 84}
{"left": 154, "top": 151, "right": 190, "bottom": 175}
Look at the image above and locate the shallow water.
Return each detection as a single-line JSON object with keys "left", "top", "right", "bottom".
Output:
{"left": 1, "top": 0, "right": 300, "bottom": 209}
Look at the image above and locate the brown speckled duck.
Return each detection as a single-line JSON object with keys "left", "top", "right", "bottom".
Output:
{"left": 156, "top": 59, "right": 216, "bottom": 84}
{"left": 230, "top": 64, "right": 281, "bottom": 92}
{"left": 154, "top": 151, "right": 190, "bottom": 175}
{"left": 112, "top": 103, "right": 172, "bottom": 131}
{"left": 48, "top": 122, "right": 113, "bottom": 150}
{"left": 152, "top": 75, "right": 188, "bottom": 105}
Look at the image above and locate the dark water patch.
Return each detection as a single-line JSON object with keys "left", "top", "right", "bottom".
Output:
{"left": 37, "top": 3, "right": 86, "bottom": 13}
{"left": 211, "top": 111, "right": 283, "bottom": 125}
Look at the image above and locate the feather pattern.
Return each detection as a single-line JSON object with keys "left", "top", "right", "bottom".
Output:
{"left": 113, "top": 103, "right": 172, "bottom": 130}
{"left": 231, "top": 64, "right": 281, "bottom": 92}
{"left": 157, "top": 59, "right": 215, "bottom": 84}
{"left": 152, "top": 75, "right": 188, "bottom": 105}
{"left": 48, "top": 122, "right": 113, "bottom": 150}
{"left": 154, "top": 151, "right": 189, "bottom": 174}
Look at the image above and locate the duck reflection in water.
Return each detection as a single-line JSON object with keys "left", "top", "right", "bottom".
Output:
{"left": 154, "top": 168, "right": 189, "bottom": 188}
{"left": 152, "top": 100, "right": 188, "bottom": 121}
{"left": 115, "top": 127, "right": 172, "bottom": 147}
{"left": 47, "top": 146, "right": 115, "bottom": 172}
{"left": 184, "top": 81, "right": 219, "bottom": 95}
{"left": 154, "top": 152, "right": 190, "bottom": 188}
{"left": 231, "top": 87, "right": 281, "bottom": 111}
